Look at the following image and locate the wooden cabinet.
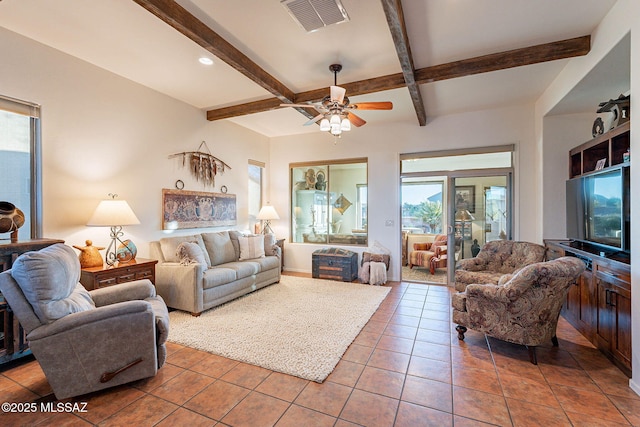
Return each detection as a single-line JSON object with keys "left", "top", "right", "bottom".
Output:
{"left": 545, "top": 240, "right": 631, "bottom": 376}
{"left": 569, "top": 121, "right": 630, "bottom": 178}
{"left": 79, "top": 258, "right": 157, "bottom": 291}
{"left": 0, "top": 238, "right": 64, "bottom": 366}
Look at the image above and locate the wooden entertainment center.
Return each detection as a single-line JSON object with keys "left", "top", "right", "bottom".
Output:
{"left": 546, "top": 121, "right": 631, "bottom": 377}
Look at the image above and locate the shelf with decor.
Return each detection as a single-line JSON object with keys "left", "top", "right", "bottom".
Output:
{"left": 569, "top": 121, "right": 630, "bottom": 178}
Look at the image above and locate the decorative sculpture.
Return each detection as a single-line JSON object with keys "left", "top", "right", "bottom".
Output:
{"left": 0, "top": 201, "right": 25, "bottom": 243}
{"left": 73, "top": 240, "right": 105, "bottom": 268}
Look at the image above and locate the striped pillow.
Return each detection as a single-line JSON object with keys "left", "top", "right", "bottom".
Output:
{"left": 238, "top": 235, "right": 265, "bottom": 260}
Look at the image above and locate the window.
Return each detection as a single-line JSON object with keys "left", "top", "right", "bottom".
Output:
{"left": 0, "top": 95, "right": 42, "bottom": 239}
{"left": 290, "top": 158, "right": 367, "bottom": 245}
{"left": 248, "top": 160, "right": 264, "bottom": 231}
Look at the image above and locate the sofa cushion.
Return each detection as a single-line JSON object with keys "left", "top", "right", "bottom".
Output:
{"left": 238, "top": 235, "right": 265, "bottom": 260}
{"left": 252, "top": 256, "right": 280, "bottom": 272}
{"left": 160, "top": 235, "right": 211, "bottom": 267}
{"left": 176, "top": 242, "right": 207, "bottom": 266}
{"left": 11, "top": 244, "right": 95, "bottom": 324}
{"left": 202, "top": 231, "right": 237, "bottom": 266}
{"left": 220, "top": 261, "right": 260, "bottom": 280}
{"left": 202, "top": 267, "right": 237, "bottom": 290}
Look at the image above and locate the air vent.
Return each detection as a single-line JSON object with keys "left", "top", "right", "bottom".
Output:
{"left": 282, "top": 0, "right": 350, "bottom": 33}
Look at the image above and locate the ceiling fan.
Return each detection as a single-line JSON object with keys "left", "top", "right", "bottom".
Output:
{"left": 280, "top": 64, "right": 393, "bottom": 136}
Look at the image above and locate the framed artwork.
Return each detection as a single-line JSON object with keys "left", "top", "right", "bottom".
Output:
{"left": 455, "top": 185, "right": 476, "bottom": 213}
{"left": 162, "top": 188, "right": 236, "bottom": 230}
{"left": 595, "top": 158, "right": 607, "bottom": 170}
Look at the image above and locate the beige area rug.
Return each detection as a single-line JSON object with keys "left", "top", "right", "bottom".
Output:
{"left": 168, "top": 275, "right": 390, "bottom": 382}
{"left": 401, "top": 265, "right": 448, "bottom": 284}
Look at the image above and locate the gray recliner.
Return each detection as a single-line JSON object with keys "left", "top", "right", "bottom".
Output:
{"left": 0, "top": 244, "right": 169, "bottom": 400}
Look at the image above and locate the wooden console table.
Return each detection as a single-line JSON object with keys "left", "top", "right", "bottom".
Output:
{"left": 0, "top": 238, "right": 65, "bottom": 366}
{"left": 80, "top": 258, "right": 157, "bottom": 291}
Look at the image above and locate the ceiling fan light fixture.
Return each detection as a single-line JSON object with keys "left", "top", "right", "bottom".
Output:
{"left": 340, "top": 118, "right": 351, "bottom": 131}
{"left": 329, "top": 113, "right": 341, "bottom": 125}
{"left": 319, "top": 118, "right": 330, "bottom": 131}
{"left": 330, "top": 123, "right": 341, "bottom": 135}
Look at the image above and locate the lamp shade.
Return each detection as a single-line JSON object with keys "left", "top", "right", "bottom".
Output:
{"left": 455, "top": 209, "right": 475, "bottom": 222}
{"left": 87, "top": 199, "right": 140, "bottom": 226}
{"left": 256, "top": 205, "right": 279, "bottom": 221}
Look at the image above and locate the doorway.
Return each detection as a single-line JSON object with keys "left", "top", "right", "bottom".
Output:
{"left": 400, "top": 147, "right": 514, "bottom": 285}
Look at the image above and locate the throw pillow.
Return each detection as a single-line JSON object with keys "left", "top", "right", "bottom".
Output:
{"left": 413, "top": 242, "right": 430, "bottom": 251}
{"left": 176, "top": 242, "right": 207, "bottom": 266}
{"left": 11, "top": 244, "right": 95, "bottom": 324}
{"left": 202, "top": 231, "right": 236, "bottom": 265}
{"left": 160, "top": 234, "right": 211, "bottom": 267}
{"left": 362, "top": 252, "right": 390, "bottom": 270}
{"left": 263, "top": 233, "right": 278, "bottom": 256}
{"left": 238, "top": 235, "right": 265, "bottom": 260}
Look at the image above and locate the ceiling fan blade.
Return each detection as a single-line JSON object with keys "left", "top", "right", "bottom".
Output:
{"left": 303, "top": 114, "right": 325, "bottom": 126}
{"left": 347, "top": 112, "right": 366, "bottom": 127}
{"left": 352, "top": 102, "right": 393, "bottom": 110}
{"left": 280, "top": 103, "right": 319, "bottom": 109}
{"left": 330, "top": 86, "right": 346, "bottom": 103}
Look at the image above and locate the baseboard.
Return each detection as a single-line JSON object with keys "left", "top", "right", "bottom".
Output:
{"left": 629, "top": 378, "right": 640, "bottom": 397}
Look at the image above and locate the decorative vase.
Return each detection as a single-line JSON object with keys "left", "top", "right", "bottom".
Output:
{"left": 116, "top": 239, "right": 137, "bottom": 263}
{"left": 73, "top": 240, "right": 105, "bottom": 268}
{"left": 0, "top": 201, "right": 25, "bottom": 242}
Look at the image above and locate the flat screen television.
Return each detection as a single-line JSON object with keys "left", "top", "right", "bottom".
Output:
{"left": 566, "top": 166, "right": 630, "bottom": 253}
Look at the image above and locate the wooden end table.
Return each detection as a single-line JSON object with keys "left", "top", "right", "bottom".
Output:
{"left": 80, "top": 258, "right": 157, "bottom": 291}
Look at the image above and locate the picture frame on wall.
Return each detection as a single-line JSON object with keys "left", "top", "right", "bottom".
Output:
{"left": 162, "top": 188, "right": 237, "bottom": 230}
{"left": 455, "top": 185, "right": 476, "bottom": 213}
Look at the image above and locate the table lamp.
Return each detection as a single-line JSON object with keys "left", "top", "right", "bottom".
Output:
{"left": 87, "top": 193, "right": 140, "bottom": 265}
{"left": 257, "top": 205, "right": 279, "bottom": 234}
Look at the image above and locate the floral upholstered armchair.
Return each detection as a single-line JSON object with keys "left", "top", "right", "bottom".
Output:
{"left": 454, "top": 240, "right": 546, "bottom": 291}
{"left": 451, "top": 256, "right": 585, "bottom": 364}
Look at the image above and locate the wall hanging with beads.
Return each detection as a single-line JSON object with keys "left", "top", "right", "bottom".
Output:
{"left": 168, "top": 141, "right": 231, "bottom": 188}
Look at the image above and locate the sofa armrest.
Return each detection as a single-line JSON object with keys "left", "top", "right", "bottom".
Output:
{"left": 456, "top": 257, "right": 487, "bottom": 271}
{"left": 154, "top": 262, "right": 205, "bottom": 314}
{"left": 90, "top": 280, "right": 156, "bottom": 307}
{"left": 28, "top": 300, "right": 152, "bottom": 340}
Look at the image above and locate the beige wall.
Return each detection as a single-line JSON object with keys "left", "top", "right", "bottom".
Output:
{"left": 0, "top": 27, "right": 269, "bottom": 257}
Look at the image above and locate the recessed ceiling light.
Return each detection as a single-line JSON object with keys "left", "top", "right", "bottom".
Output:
{"left": 199, "top": 57, "right": 214, "bottom": 65}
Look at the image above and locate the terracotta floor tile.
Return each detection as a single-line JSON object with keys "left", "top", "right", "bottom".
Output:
{"left": 421, "top": 309, "right": 451, "bottom": 322}
{"left": 450, "top": 347, "right": 495, "bottom": 372}
{"left": 166, "top": 346, "right": 209, "bottom": 369}
{"left": 342, "top": 343, "right": 374, "bottom": 364}
{"left": 132, "top": 363, "right": 185, "bottom": 392}
{"left": 539, "top": 363, "right": 600, "bottom": 392}
{"left": 363, "top": 319, "right": 388, "bottom": 334}
{"left": 416, "top": 328, "right": 451, "bottom": 346}
{"left": 340, "top": 389, "right": 399, "bottom": 427}
{"left": 184, "top": 380, "right": 250, "bottom": 420}
{"left": 275, "top": 404, "right": 336, "bottom": 427}
{"left": 419, "top": 318, "right": 451, "bottom": 332}
{"left": 506, "top": 398, "right": 571, "bottom": 426}
{"left": 565, "top": 411, "right": 632, "bottom": 426}
{"left": 294, "top": 381, "right": 352, "bottom": 417}
{"left": 401, "top": 375, "right": 453, "bottom": 413}
{"left": 587, "top": 366, "right": 639, "bottom": 399}
{"left": 551, "top": 383, "right": 629, "bottom": 425}
{"left": 150, "top": 369, "right": 215, "bottom": 405}
{"left": 389, "top": 313, "right": 421, "bottom": 327}
{"left": 353, "top": 330, "right": 381, "bottom": 347}
{"left": 498, "top": 372, "right": 560, "bottom": 408}
{"left": 75, "top": 385, "right": 145, "bottom": 425}
{"left": 397, "top": 298, "right": 424, "bottom": 309}
{"left": 355, "top": 366, "right": 405, "bottom": 399}
{"left": 99, "top": 394, "right": 178, "bottom": 427}
{"left": 370, "top": 310, "right": 393, "bottom": 323}
{"left": 255, "top": 372, "right": 309, "bottom": 402}
{"left": 367, "top": 348, "right": 411, "bottom": 373}
{"left": 383, "top": 323, "right": 418, "bottom": 340}
{"left": 452, "top": 386, "right": 511, "bottom": 426}
{"left": 0, "top": 375, "right": 40, "bottom": 403}
{"left": 412, "top": 340, "right": 451, "bottom": 362}
{"left": 154, "top": 407, "right": 216, "bottom": 427}
{"left": 189, "top": 353, "right": 239, "bottom": 378}
{"left": 453, "top": 415, "right": 499, "bottom": 426}
{"left": 452, "top": 365, "right": 501, "bottom": 396}
{"left": 376, "top": 334, "right": 415, "bottom": 354}
{"left": 221, "top": 391, "right": 289, "bottom": 427}
{"left": 407, "top": 355, "right": 452, "bottom": 383}
{"left": 220, "top": 362, "right": 272, "bottom": 389}
{"left": 1, "top": 359, "right": 52, "bottom": 397}
{"left": 326, "top": 360, "right": 365, "bottom": 388}
{"left": 606, "top": 394, "right": 640, "bottom": 426}
{"left": 394, "top": 401, "right": 453, "bottom": 427}
{"left": 401, "top": 292, "right": 427, "bottom": 302}
{"left": 165, "top": 341, "right": 186, "bottom": 355}
{"left": 394, "top": 306, "right": 423, "bottom": 317}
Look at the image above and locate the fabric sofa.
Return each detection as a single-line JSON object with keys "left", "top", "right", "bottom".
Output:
{"left": 452, "top": 257, "right": 585, "bottom": 364}
{"left": 454, "top": 240, "right": 546, "bottom": 291}
{"left": 150, "top": 231, "right": 281, "bottom": 316}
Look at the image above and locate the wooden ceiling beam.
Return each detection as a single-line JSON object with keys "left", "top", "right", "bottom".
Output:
{"left": 380, "top": 0, "right": 427, "bottom": 126}
{"left": 206, "top": 35, "right": 590, "bottom": 121}
{"left": 132, "top": 0, "right": 318, "bottom": 120}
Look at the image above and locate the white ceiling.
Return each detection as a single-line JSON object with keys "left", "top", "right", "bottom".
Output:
{"left": 0, "top": 0, "right": 624, "bottom": 137}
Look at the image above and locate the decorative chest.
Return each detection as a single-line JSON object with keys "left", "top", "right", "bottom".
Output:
{"left": 312, "top": 248, "right": 358, "bottom": 282}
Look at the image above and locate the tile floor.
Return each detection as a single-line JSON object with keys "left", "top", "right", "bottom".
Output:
{"left": 1, "top": 277, "right": 639, "bottom": 426}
